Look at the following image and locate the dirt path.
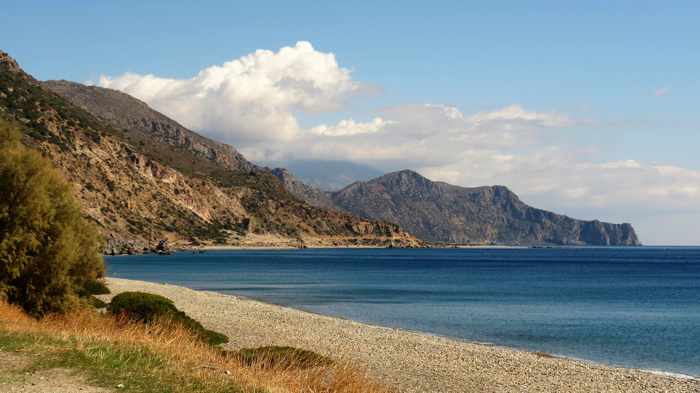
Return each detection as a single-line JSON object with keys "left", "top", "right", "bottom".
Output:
{"left": 0, "top": 350, "right": 112, "bottom": 393}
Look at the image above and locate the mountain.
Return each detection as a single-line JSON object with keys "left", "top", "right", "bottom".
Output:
{"left": 270, "top": 168, "right": 336, "bottom": 210}
{"left": 326, "top": 170, "right": 640, "bottom": 246}
{"left": 43, "top": 80, "right": 254, "bottom": 173}
{"left": 0, "top": 50, "right": 420, "bottom": 251}
{"left": 265, "top": 159, "right": 385, "bottom": 191}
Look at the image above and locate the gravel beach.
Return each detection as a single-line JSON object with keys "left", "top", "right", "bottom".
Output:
{"left": 103, "top": 278, "right": 699, "bottom": 393}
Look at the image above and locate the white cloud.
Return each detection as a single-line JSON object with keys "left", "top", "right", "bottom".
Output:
{"left": 596, "top": 160, "right": 642, "bottom": 169}
{"left": 242, "top": 104, "right": 576, "bottom": 176}
{"left": 98, "top": 41, "right": 358, "bottom": 143}
{"left": 311, "top": 117, "right": 393, "bottom": 137}
{"left": 424, "top": 153, "right": 700, "bottom": 208}
{"left": 468, "top": 104, "right": 572, "bottom": 127}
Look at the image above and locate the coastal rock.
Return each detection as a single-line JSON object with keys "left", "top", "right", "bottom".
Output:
{"left": 104, "top": 237, "right": 142, "bottom": 255}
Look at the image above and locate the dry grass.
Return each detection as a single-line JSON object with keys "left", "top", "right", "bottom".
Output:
{"left": 0, "top": 301, "right": 391, "bottom": 393}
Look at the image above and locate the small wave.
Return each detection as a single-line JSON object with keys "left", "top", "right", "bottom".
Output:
{"left": 644, "top": 369, "right": 698, "bottom": 381}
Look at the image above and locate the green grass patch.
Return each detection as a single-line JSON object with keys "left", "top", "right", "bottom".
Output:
{"left": 0, "top": 330, "right": 253, "bottom": 393}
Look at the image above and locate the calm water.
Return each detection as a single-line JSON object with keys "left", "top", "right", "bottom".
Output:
{"left": 106, "top": 248, "right": 700, "bottom": 376}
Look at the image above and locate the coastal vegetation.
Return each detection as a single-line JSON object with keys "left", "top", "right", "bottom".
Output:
{"left": 109, "top": 291, "right": 229, "bottom": 346}
{"left": 0, "top": 118, "right": 105, "bottom": 316}
{"left": 0, "top": 300, "right": 389, "bottom": 393}
{"left": 236, "top": 346, "right": 334, "bottom": 369}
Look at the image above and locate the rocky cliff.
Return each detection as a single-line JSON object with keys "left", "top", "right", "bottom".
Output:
{"left": 0, "top": 51, "right": 421, "bottom": 250}
{"left": 327, "top": 170, "right": 640, "bottom": 246}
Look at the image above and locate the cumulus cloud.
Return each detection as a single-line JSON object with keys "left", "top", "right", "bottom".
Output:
{"left": 311, "top": 117, "right": 393, "bottom": 137}
{"left": 98, "top": 41, "right": 358, "bottom": 143}
{"left": 245, "top": 103, "right": 576, "bottom": 170}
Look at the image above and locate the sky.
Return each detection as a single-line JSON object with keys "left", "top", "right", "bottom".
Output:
{"left": 2, "top": 1, "right": 699, "bottom": 244}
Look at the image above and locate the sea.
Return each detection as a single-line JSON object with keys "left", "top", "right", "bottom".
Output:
{"left": 105, "top": 247, "right": 700, "bottom": 377}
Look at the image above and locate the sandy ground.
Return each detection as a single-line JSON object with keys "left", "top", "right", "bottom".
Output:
{"left": 102, "top": 278, "right": 700, "bottom": 393}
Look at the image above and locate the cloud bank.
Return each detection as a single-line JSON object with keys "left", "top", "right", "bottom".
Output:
{"left": 98, "top": 42, "right": 700, "bottom": 244}
{"left": 98, "top": 41, "right": 358, "bottom": 143}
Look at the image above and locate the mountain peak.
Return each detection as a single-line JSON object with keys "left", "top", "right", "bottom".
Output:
{"left": 375, "top": 169, "right": 432, "bottom": 187}
{"left": 0, "top": 50, "right": 21, "bottom": 73}
{"left": 384, "top": 169, "right": 425, "bottom": 180}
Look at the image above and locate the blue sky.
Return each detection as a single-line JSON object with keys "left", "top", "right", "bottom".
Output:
{"left": 3, "top": 1, "right": 699, "bottom": 243}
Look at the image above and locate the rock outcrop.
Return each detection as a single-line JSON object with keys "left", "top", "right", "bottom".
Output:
{"left": 326, "top": 170, "right": 640, "bottom": 246}
{"left": 0, "top": 50, "right": 421, "bottom": 249}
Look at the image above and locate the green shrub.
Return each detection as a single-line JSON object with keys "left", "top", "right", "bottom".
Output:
{"left": 86, "top": 295, "right": 107, "bottom": 309}
{"left": 108, "top": 292, "right": 228, "bottom": 346}
{"left": 108, "top": 292, "right": 175, "bottom": 322}
{"left": 0, "top": 119, "right": 105, "bottom": 317}
{"left": 77, "top": 279, "right": 110, "bottom": 297}
{"left": 234, "top": 346, "right": 333, "bottom": 369}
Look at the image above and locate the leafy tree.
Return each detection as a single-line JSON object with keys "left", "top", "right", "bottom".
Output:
{"left": 0, "top": 118, "right": 105, "bottom": 316}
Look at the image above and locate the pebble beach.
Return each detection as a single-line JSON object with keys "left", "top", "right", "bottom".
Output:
{"left": 102, "top": 278, "right": 700, "bottom": 393}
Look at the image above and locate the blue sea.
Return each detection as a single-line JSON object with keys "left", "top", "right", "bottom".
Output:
{"left": 105, "top": 247, "right": 700, "bottom": 377}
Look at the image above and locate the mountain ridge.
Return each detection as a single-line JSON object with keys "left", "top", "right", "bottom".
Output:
{"left": 283, "top": 169, "right": 640, "bottom": 246}
{"left": 43, "top": 80, "right": 255, "bottom": 173}
{"left": 0, "top": 50, "right": 421, "bottom": 250}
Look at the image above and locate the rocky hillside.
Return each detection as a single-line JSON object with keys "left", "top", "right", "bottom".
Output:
{"left": 44, "top": 80, "right": 254, "bottom": 173}
{"left": 0, "top": 50, "right": 420, "bottom": 251}
{"left": 271, "top": 168, "right": 336, "bottom": 210}
{"left": 327, "top": 170, "right": 640, "bottom": 246}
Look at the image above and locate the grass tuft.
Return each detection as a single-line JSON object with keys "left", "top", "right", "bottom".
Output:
{"left": 234, "top": 346, "right": 334, "bottom": 370}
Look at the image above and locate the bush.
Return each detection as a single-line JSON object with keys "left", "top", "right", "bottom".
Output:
{"left": 77, "top": 279, "right": 111, "bottom": 297}
{"left": 234, "top": 346, "right": 333, "bottom": 369}
{"left": 0, "top": 119, "right": 105, "bottom": 317}
{"left": 108, "top": 292, "right": 228, "bottom": 346}
{"left": 108, "top": 292, "right": 175, "bottom": 321}
{"left": 86, "top": 295, "right": 108, "bottom": 309}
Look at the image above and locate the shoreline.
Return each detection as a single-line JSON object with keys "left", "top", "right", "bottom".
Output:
{"left": 181, "top": 287, "right": 698, "bottom": 381}
{"left": 239, "top": 297, "right": 700, "bottom": 382}
{"left": 107, "top": 244, "right": 671, "bottom": 256}
{"left": 194, "top": 245, "right": 529, "bottom": 251}
{"left": 100, "top": 277, "right": 698, "bottom": 393}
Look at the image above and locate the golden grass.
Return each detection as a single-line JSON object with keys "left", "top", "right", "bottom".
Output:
{"left": 0, "top": 301, "right": 392, "bottom": 393}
